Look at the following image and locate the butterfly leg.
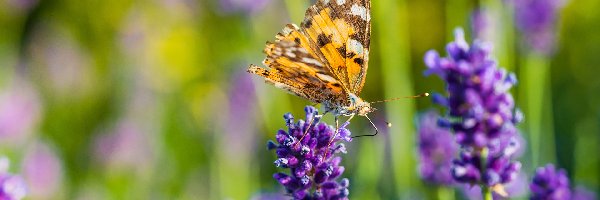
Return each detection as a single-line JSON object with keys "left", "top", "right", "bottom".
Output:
{"left": 351, "top": 114, "right": 379, "bottom": 138}
{"left": 325, "top": 114, "right": 354, "bottom": 157}
{"left": 324, "top": 115, "right": 339, "bottom": 158}
{"left": 295, "top": 110, "right": 328, "bottom": 148}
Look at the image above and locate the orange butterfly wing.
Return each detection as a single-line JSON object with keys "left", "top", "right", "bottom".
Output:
{"left": 248, "top": 0, "right": 371, "bottom": 104}
{"left": 300, "top": 0, "right": 371, "bottom": 95}
{"left": 248, "top": 24, "right": 347, "bottom": 104}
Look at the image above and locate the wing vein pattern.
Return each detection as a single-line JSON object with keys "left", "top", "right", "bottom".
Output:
{"left": 247, "top": 0, "right": 371, "bottom": 105}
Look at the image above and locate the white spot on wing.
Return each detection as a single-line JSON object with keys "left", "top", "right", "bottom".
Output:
{"left": 316, "top": 73, "right": 338, "bottom": 83}
{"left": 302, "top": 57, "right": 324, "bottom": 67}
{"left": 274, "top": 82, "right": 288, "bottom": 89}
{"left": 273, "top": 47, "right": 282, "bottom": 55}
{"left": 298, "top": 48, "right": 309, "bottom": 54}
{"left": 350, "top": 4, "right": 370, "bottom": 21}
{"left": 322, "top": 0, "right": 330, "bottom": 4}
{"left": 347, "top": 39, "right": 364, "bottom": 55}
{"left": 283, "top": 27, "right": 293, "bottom": 35}
{"left": 336, "top": 0, "right": 345, "bottom": 5}
{"left": 282, "top": 25, "right": 298, "bottom": 35}
{"left": 285, "top": 51, "right": 296, "bottom": 58}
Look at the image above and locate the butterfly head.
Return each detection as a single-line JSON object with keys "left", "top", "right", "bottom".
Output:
{"left": 348, "top": 93, "right": 375, "bottom": 116}
{"left": 356, "top": 102, "right": 375, "bottom": 116}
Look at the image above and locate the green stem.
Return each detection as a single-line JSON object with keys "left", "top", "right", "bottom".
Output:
{"left": 436, "top": 186, "right": 455, "bottom": 200}
{"left": 445, "top": 0, "right": 470, "bottom": 41}
{"left": 519, "top": 52, "right": 553, "bottom": 168}
{"left": 482, "top": 185, "right": 493, "bottom": 200}
{"left": 374, "top": 0, "right": 418, "bottom": 197}
{"left": 480, "top": 148, "right": 493, "bottom": 200}
{"left": 353, "top": 138, "right": 384, "bottom": 199}
{"left": 480, "top": 0, "right": 515, "bottom": 72}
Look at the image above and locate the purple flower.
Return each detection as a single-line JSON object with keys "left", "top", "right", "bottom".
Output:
{"left": 224, "top": 71, "right": 257, "bottom": 156}
{"left": 470, "top": 8, "right": 497, "bottom": 41}
{"left": 417, "top": 110, "right": 458, "bottom": 186}
{"left": 93, "top": 121, "right": 154, "bottom": 170}
{"left": 572, "top": 186, "right": 596, "bottom": 200}
{"left": 462, "top": 171, "right": 529, "bottom": 199}
{"left": 3, "top": 0, "right": 38, "bottom": 13}
{"left": 21, "top": 141, "right": 63, "bottom": 198}
{"left": 250, "top": 192, "right": 289, "bottom": 200}
{"left": 219, "top": 0, "right": 270, "bottom": 15}
{"left": 530, "top": 164, "right": 571, "bottom": 200}
{"left": 0, "top": 157, "right": 27, "bottom": 200}
{"left": 424, "top": 28, "right": 523, "bottom": 189}
{"left": 0, "top": 81, "right": 41, "bottom": 145}
{"left": 269, "top": 106, "right": 351, "bottom": 200}
{"left": 512, "top": 0, "right": 566, "bottom": 55}
{"left": 32, "top": 30, "right": 93, "bottom": 96}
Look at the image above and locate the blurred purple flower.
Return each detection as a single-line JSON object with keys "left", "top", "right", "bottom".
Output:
{"left": 512, "top": 0, "right": 565, "bottom": 55}
{"left": 462, "top": 171, "right": 529, "bottom": 199}
{"left": 4, "top": 0, "right": 38, "bottom": 13}
{"left": 0, "top": 157, "right": 27, "bottom": 200}
{"left": 469, "top": 8, "right": 502, "bottom": 42}
{"left": 269, "top": 106, "right": 351, "bottom": 200}
{"left": 416, "top": 110, "right": 458, "bottom": 186}
{"left": 161, "top": 0, "right": 198, "bottom": 12}
{"left": 219, "top": 0, "right": 270, "bottom": 15}
{"left": 30, "top": 28, "right": 92, "bottom": 97}
{"left": 21, "top": 141, "right": 63, "bottom": 198}
{"left": 224, "top": 71, "right": 257, "bottom": 156}
{"left": 424, "top": 28, "right": 523, "bottom": 189}
{"left": 250, "top": 192, "right": 288, "bottom": 200}
{"left": 530, "top": 164, "right": 571, "bottom": 200}
{"left": 93, "top": 121, "right": 154, "bottom": 170}
{"left": 572, "top": 186, "right": 597, "bottom": 200}
{"left": 471, "top": 8, "right": 490, "bottom": 40}
{"left": 0, "top": 81, "right": 41, "bottom": 144}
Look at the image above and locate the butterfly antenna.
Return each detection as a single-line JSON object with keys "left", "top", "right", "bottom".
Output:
{"left": 351, "top": 114, "right": 378, "bottom": 138}
{"left": 370, "top": 92, "right": 430, "bottom": 104}
{"left": 366, "top": 93, "right": 428, "bottom": 130}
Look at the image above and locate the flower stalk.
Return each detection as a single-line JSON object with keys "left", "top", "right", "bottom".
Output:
{"left": 479, "top": 147, "right": 493, "bottom": 200}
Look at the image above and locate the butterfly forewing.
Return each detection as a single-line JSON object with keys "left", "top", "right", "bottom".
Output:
{"left": 344, "top": 0, "right": 370, "bottom": 95}
{"left": 300, "top": 0, "right": 371, "bottom": 95}
{"left": 248, "top": 0, "right": 371, "bottom": 106}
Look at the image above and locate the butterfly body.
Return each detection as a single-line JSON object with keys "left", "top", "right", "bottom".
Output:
{"left": 322, "top": 93, "right": 374, "bottom": 117}
{"left": 248, "top": 0, "right": 373, "bottom": 120}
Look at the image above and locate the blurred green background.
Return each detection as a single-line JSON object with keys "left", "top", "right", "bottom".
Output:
{"left": 0, "top": 0, "right": 598, "bottom": 199}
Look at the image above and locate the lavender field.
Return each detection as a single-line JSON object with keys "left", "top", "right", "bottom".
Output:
{"left": 0, "top": 0, "right": 598, "bottom": 199}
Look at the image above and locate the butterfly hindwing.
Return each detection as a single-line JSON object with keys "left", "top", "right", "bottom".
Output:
{"left": 248, "top": 25, "right": 347, "bottom": 104}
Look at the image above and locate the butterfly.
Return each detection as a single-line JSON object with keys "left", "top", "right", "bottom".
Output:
{"left": 248, "top": 0, "right": 376, "bottom": 137}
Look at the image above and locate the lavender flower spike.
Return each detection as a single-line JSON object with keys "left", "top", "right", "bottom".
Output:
{"left": 0, "top": 157, "right": 27, "bottom": 200}
{"left": 530, "top": 164, "right": 571, "bottom": 200}
{"left": 269, "top": 106, "right": 351, "bottom": 200}
{"left": 424, "top": 28, "right": 523, "bottom": 193}
{"left": 417, "top": 110, "right": 458, "bottom": 186}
